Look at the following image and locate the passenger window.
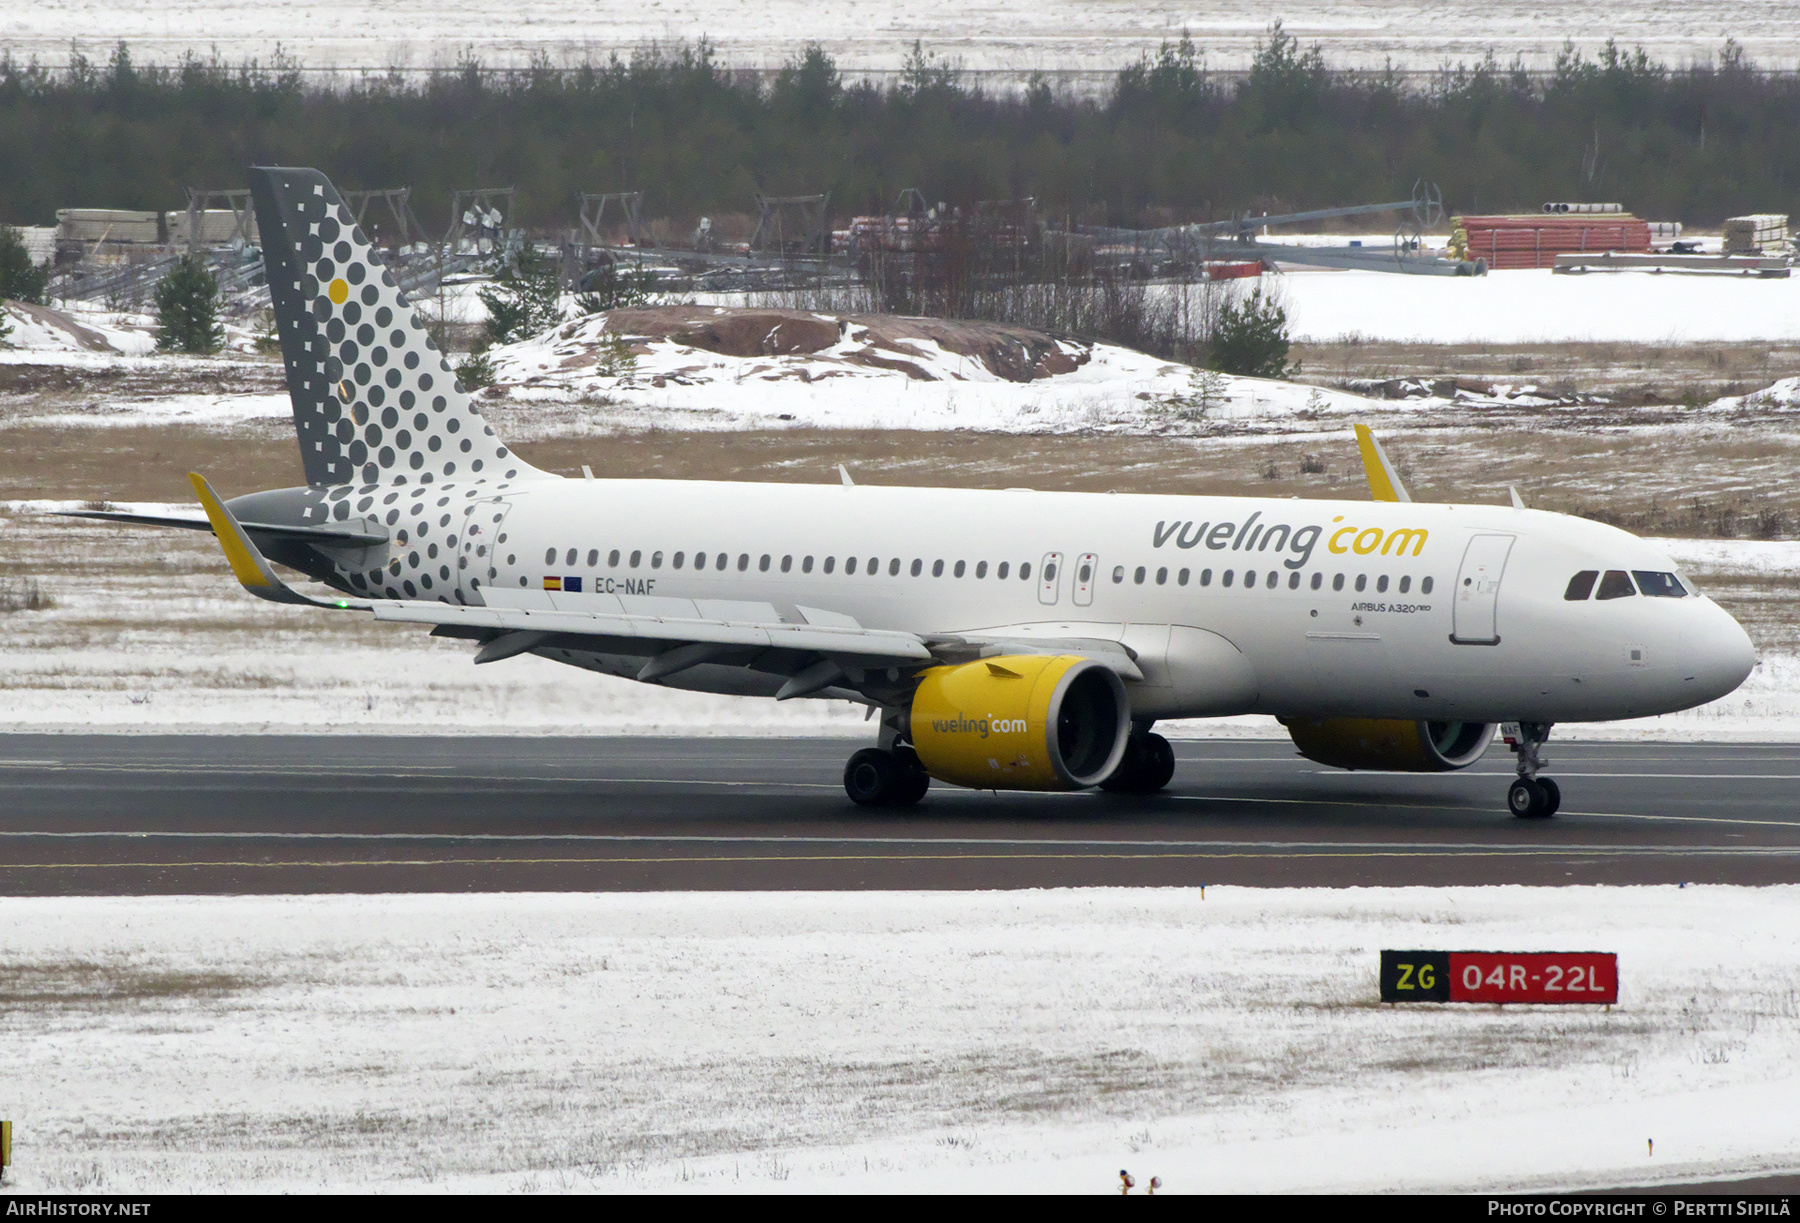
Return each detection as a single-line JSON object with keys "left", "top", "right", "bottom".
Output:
{"left": 824, "top": 557, "right": 836, "bottom": 574}
{"left": 1112, "top": 566, "right": 1125, "bottom": 584}
{"left": 760, "top": 555, "right": 771, "bottom": 572}
{"left": 608, "top": 549, "right": 620, "bottom": 567}
{"left": 566, "top": 548, "right": 577, "bottom": 566}
{"left": 629, "top": 550, "right": 642, "bottom": 568}
{"left": 889, "top": 558, "right": 901, "bottom": 576}
{"left": 1399, "top": 575, "right": 1411, "bottom": 593}
{"left": 1333, "top": 574, "right": 1345, "bottom": 591}
{"left": 1564, "top": 570, "right": 1599, "bottom": 600}
{"left": 1310, "top": 572, "right": 1322, "bottom": 590}
{"left": 867, "top": 557, "right": 878, "bottom": 575}
{"left": 1596, "top": 570, "right": 1636, "bottom": 600}
{"left": 803, "top": 556, "right": 814, "bottom": 573}
{"left": 587, "top": 549, "right": 599, "bottom": 567}
{"left": 1421, "top": 576, "right": 1434, "bottom": 594}
{"left": 782, "top": 556, "right": 793, "bottom": 573}
{"left": 996, "top": 561, "right": 1009, "bottom": 579}
{"left": 717, "top": 553, "right": 730, "bottom": 571}
{"left": 692, "top": 552, "right": 707, "bottom": 569}
{"left": 651, "top": 551, "right": 663, "bottom": 569}
{"left": 1266, "top": 571, "right": 1278, "bottom": 589}
{"left": 1376, "top": 575, "right": 1388, "bottom": 593}
{"left": 1020, "top": 563, "right": 1032, "bottom": 581}
{"left": 1178, "top": 568, "right": 1190, "bottom": 586}
{"left": 737, "top": 554, "right": 749, "bottom": 571}
{"left": 1355, "top": 574, "right": 1367, "bottom": 592}
{"left": 1201, "top": 569, "right": 1212, "bottom": 586}
{"left": 932, "top": 560, "right": 945, "bottom": 577}
{"left": 545, "top": 547, "right": 556, "bottom": 564}
{"left": 911, "top": 559, "right": 923, "bottom": 576}
{"left": 847, "top": 557, "right": 859, "bottom": 575}
{"left": 1633, "top": 570, "right": 1688, "bottom": 598}
{"left": 1156, "top": 567, "right": 1168, "bottom": 585}
{"left": 975, "top": 561, "right": 988, "bottom": 578}
{"left": 1134, "top": 566, "right": 1146, "bottom": 584}
{"left": 1244, "top": 570, "right": 1256, "bottom": 588}
{"left": 954, "top": 560, "right": 966, "bottom": 578}
{"left": 1222, "top": 570, "right": 1234, "bottom": 587}
{"left": 1287, "top": 572, "right": 1300, "bottom": 589}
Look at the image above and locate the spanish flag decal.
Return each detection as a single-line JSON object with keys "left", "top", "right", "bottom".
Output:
{"left": 543, "top": 575, "right": 562, "bottom": 591}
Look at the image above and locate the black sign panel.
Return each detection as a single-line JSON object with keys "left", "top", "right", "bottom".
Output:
{"left": 1380, "top": 949, "right": 1451, "bottom": 1002}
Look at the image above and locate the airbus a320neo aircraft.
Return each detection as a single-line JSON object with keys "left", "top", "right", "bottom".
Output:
{"left": 77, "top": 168, "right": 1757, "bottom": 818}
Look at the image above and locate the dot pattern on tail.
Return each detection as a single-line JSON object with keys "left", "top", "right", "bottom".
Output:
{"left": 248, "top": 166, "right": 551, "bottom": 606}
{"left": 249, "top": 166, "right": 537, "bottom": 492}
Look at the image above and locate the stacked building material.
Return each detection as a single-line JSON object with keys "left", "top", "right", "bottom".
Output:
{"left": 1450, "top": 213, "right": 1652, "bottom": 270}
{"left": 1722, "top": 214, "right": 1788, "bottom": 254}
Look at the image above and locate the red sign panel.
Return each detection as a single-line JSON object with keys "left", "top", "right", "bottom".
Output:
{"left": 1447, "top": 952, "right": 1617, "bottom": 1004}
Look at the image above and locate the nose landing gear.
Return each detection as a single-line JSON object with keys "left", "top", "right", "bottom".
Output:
{"left": 1503, "top": 721, "right": 1560, "bottom": 818}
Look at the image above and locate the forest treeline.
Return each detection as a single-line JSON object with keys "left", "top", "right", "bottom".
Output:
{"left": 3, "top": 24, "right": 1798, "bottom": 231}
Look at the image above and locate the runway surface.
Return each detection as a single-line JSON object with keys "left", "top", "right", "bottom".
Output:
{"left": 3, "top": 735, "right": 1799, "bottom": 894}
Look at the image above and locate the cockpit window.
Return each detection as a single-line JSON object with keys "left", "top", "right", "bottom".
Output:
{"left": 1595, "top": 570, "right": 1637, "bottom": 600}
{"left": 1632, "top": 570, "right": 1688, "bottom": 598}
{"left": 1564, "top": 570, "right": 1599, "bottom": 601}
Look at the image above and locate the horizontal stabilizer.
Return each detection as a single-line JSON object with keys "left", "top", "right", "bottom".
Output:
{"left": 59, "top": 508, "right": 386, "bottom": 547}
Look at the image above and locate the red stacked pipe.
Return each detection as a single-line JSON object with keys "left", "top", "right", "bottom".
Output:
{"left": 1456, "top": 214, "right": 1652, "bottom": 269}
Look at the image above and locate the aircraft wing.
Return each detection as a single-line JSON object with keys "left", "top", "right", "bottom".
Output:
{"left": 372, "top": 600, "right": 932, "bottom": 668}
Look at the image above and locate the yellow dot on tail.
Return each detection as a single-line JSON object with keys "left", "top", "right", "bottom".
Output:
{"left": 328, "top": 278, "right": 349, "bottom": 304}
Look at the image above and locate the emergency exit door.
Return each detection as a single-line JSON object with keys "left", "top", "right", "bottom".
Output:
{"left": 1451, "top": 533, "right": 1514, "bottom": 645}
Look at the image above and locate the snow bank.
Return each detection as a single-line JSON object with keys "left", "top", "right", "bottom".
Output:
{"left": 1, "top": 301, "right": 156, "bottom": 355}
{"left": 1, "top": 886, "right": 1796, "bottom": 1193}
{"left": 482, "top": 305, "right": 1384, "bottom": 432}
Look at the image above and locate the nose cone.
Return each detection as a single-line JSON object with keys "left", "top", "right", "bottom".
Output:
{"left": 1682, "top": 602, "right": 1757, "bottom": 705}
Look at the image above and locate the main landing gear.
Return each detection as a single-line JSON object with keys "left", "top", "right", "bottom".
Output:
{"left": 844, "top": 745, "right": 931, "bottom": 808}
{"left": 1504, "top": 721, "right": 1561, "bottom": 819}
{"left": 1099, "top": 729, "right": 1176, "bottom": 795}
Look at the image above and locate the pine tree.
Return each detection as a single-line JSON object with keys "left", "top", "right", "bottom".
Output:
{"left": 0, "top": 226, "right": 48, "bottom": 305}
{"left": 154, "top": 255, "right": 224, "bottom": 354}
{"left": 1207, "top": 287, "right": 1291, "bottom": 379}
{"left": 479, "top": 246, "right": 564, "bottom": 347}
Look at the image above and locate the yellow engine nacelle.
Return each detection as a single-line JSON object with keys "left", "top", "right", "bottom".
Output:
{"left": 910, "top": 655, "right": 1130, "bottom": 791}
{"left": 1282, "top": 717, "right": 1496, "bottom": 772}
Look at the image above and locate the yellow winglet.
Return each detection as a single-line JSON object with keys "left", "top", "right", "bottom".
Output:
{"left": 188, "top": 472, "right": 366, "bottom": 609}
{"left": 1354, "top": 424, "right": 1413, "bottom": 503}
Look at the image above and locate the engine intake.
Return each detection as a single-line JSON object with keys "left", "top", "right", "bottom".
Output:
{"left": 910, "top": 655, "right": 1130, "bottom": 791}
{"left": 1283, "top": 717, "right": 1496, "bottom": 772}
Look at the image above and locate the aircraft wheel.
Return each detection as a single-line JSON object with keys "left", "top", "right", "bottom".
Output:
{"left": 844, "top": 748, "right": 900, "bottom": 807}
{"left": 1508, "top": 778, "right": 1550, "bottom": 819}
{"left": 892, "top": 767, "right": 931, "bottom": 806}
{"left": 1137, "top": 733, "right": 1176, "bottom": 792}
{"left": 1538, "top": 777, "right": 1562, "bottom": 817}
{"left": 1099, "top": 732, "right": 1175, "bottom": 795}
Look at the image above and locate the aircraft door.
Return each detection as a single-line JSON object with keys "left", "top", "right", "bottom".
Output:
{"left": 456, "top": 497, "right": 513, "bottom": 604}
{"left": 1451, "top": 533, "right": 1514, "bottom": 645}
{"left": 1038, "top": 551, "right": 1064, "bottom": 606}
{"left": 1072, "top": 553, "right": 1098, "bottom": 607}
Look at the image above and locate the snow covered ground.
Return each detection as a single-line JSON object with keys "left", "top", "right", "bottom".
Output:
{"left": 1277, "top": 266, "right": 1800, "bottom": 345}
{"left": 1, "top": 885, "right": 1795, "bottom": 1193}
{"left": 5, "top": 0, "right": 1790, "bottom": 75}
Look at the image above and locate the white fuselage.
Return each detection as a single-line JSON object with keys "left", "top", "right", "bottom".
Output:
{"left": 388, "top": 477, "right": 1755, "bottom": 724}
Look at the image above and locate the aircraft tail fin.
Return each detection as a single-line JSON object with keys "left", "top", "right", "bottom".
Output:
{"left": 247, "top": 166, "right": 541, "bottom": 490}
